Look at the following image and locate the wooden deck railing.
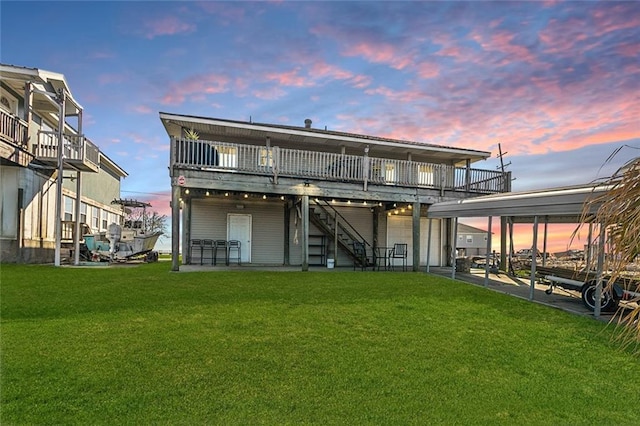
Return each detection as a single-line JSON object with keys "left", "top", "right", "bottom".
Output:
{"left": 172, "top": 137, "right": 507, "bottom": 194}
{"left": 34, "top": 130, "right": 100, "bottom": 169}
{"left": 0, "top": 109, "right": 28, "bottom": 147}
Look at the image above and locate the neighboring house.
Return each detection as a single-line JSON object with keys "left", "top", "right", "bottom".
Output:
{"left": 160, "top": 113, "right": 511, "bottom": 271}
{"left": 456, "top": 223, "right": 490, "bottom": 256}
{"left": 0, "top": 64, "right": 127, "bottom": 263}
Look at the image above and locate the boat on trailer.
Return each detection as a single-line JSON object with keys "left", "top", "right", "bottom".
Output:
{"left": 83, "top": 199, "right": 162, "bottom": 262}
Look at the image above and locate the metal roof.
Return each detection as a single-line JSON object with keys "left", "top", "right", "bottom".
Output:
{"left": 159, "top": 112, "right": 491, "bottom": 165}
{"left": 427, "top": 184, "right": 610, "bottom": 223}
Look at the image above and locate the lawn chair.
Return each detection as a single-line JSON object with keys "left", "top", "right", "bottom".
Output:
{"left": 189, "top": 239, "right": 202, "bottom": 265}
{"left": 214, "top": 240, "right": 228, "bottom": 266}
{"left": 389, "top": 243, "right": 408, "bottom": 271}
{"left": 352, "top": 241, "right": 371, "bottom": 271}
{"left": 228, "top": 240, "right": 241, "bottom": 265}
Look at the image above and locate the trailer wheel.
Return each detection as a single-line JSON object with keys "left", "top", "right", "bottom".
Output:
{"left": 581, "top": 281, "right": 618, "bottom": 312}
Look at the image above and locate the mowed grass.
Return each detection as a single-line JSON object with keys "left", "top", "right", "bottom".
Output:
{"left": 1, "top": 263, "right": 639, "bottom": 425}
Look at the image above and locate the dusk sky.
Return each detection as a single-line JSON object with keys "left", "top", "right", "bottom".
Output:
{"left": 2, "top": 1, "right": 639, "bottom": 253}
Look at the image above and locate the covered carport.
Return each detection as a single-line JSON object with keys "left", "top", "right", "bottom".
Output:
{"left": 425, "top": 184, "right": 611, "bottom": 317}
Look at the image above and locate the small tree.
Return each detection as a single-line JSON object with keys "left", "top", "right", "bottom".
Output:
{"left": 125, "top": 209, "right": 168, "bottom": 235}
{"left": 577, "top": 154, "right": 640, "bottom": 353}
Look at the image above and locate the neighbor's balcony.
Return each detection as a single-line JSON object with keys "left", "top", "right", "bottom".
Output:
{"left": 34, "top": 130, "right": 100, "bottom": 173}
{"left": 0, "top": 109, "right": 28, "bottom": 147}
{"left": 171, "top": 138, "right": 508, "bottom": 194}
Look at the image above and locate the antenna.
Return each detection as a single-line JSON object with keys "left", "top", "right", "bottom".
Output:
{"left": 496, "top": 143, "right": 511, "bottom": 173}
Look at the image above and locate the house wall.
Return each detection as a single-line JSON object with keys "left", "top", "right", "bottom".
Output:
{"left": 190, "top": 198, "right": 285, "bottom": 265}
{"left": 386, "top": 216, "right": 443, "bottom": 267}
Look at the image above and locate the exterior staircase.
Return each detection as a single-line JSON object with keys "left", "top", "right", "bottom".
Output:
{"left": 309, "top": 199, "right": 374, "bottom": 268}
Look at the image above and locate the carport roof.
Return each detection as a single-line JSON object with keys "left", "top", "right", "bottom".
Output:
{"left": 427, "top": 183, "right": 611, "bottom": 223}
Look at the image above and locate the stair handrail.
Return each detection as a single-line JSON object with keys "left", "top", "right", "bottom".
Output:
{"left": 315, "top": 200, "right": 373, "bottom": 250}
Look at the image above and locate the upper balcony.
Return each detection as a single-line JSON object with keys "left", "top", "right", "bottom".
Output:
{"left": 33, "top": 130, "right": 100, "bottom": 173}
{"left": 170, "top": 137, "right": 508, "bottom": 195}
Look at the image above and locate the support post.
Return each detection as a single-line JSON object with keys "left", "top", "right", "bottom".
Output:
{"left": 426, "top": 218, "right": 432, "bottom": 273}
{"left": 500, "top": 216, "right": 507, "bottom": 272}
{"left": 301, "top": 195, "right": 309, "bottom": 271}
{"left": 284, "top": 201, "right": 290, "bottom": 265}
{"left": 54, "top": 91, "right": 66, "bottom": 267}
{"left": 594, "top": 223, "right": 607, "bottom": 318}
{"left": 73, "top": 171, "right": 82, "bottom": 265}
{"left": 484, "top": 216, "right": 492, "bottom": 287}
{"left": 542, "top": 216, "right": 548, "bottom": 267}
{"left": 171, "top": 183, "right": 181, "bottom": 271}
{"left": 412, "top": 201, "right": 420, "bottom": 271}
{"left": 183, "top": 196, "right": 191, "bottom": 265}
{"left": 451, "top": 217, "right": 458, "bottom": 280}
{"left": 529, "top": 216, "right": 539, "bottom": 301}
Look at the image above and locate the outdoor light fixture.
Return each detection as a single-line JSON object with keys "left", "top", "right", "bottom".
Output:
{"left": 225, "top": 192, "right": 229, "bottom": 197}
{"left": 206, "top": 191, "right": 210, "bottom": 196}
{"left": 185, "top": 189, "right": 190, "bottom": 194}
{"left": 408, "top": 204, "right": 412, "bottom": 209}
{"left": 244, "top": 194, "right": 249, "bottom": 198}
{"left": 262, "top": 195, "right": 267, "bottom": 199}
{"left": 280, "top": 196, "right": 285, "bottom": 201}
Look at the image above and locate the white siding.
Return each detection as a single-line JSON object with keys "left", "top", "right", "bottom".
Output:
{"left": 0, "top": 167, "right": 18, "bottom": 238}
{"left": 191, "top": 198, "right": 284, "bottom": 264}
{"left": 386, "top": 216, "right": 442, "bottom": 266}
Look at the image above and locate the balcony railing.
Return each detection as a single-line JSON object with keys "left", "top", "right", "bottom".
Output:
{"left": 34, "top": 130, "right": 100, "bottom": 172}
{"left": 172, "top": 138, "right": 507, "bottom": 194}
{"left": 0, "top": 109, "right": 28, "bottom": 147}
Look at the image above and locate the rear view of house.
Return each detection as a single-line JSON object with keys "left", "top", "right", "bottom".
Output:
{"left": 161, "top": 113, "right": 510, "bottom": 271}
{"left": 0, "top": 64, "right": 127, "bottom": 263}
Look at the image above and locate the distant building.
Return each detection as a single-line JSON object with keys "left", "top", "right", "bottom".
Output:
{"left": 456, "top": 223, "right": 490, "bottom": 256}
{"left": 0, "top": 64, "right": 127, "bottom": 263}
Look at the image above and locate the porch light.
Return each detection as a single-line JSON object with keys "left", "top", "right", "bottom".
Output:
{"left": 332, "top": 199, "right": 336, "bottom": 204}
{"left": 387, "top": 212, "right": 392, "bottom": 216}
{"left": 394, "top": 210, "right": 399, "bottom": 214}
{"left": 225, "top": 192, "right": 229, "bottom": 197}
{"left": 408, "top": 204, "right": 412, "bottom": 209}
{"left": 206, "top": 191, "right": 210, "bottom": 196}
{"left": 244, "top": 194, "right": 249, "bottom": 198}
{"left": 378, "top": 202, "right": 383, "bottom": 207}
{"left": 347, "top": 200, "right": 351, "bottom": 204}
{"left": 185, "top": 189, "right": 190, "bottom": 194}
{"left": 401, "top": 208, "right": 406, "bottom": 213}
{"left": 280, "top": 196, "right": 285, "bottom": 201}
{"left": 262, "top": 195, "right": 267, "bottom": 199}
{"left": 363, "top": 201, "right": 367, "bottom": 205}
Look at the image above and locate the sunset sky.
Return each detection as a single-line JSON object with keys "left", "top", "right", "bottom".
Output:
{"left": 2, "top": 1, "right": 639, "bottom": 253}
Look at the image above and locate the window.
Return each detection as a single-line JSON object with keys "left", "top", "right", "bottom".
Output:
{"left": 64, "top": 196, "right": 74, "bottom": 221}
{"left": 80, "top": 202, "right": 87, "bottom": 224}
{"left": 216, "top": 146, "right": 237, "bottom": 168}
{"left": 466, "top": 235, "right": 473, "bottom": 244}
{"left": 258, "top": 148, "right": 273, "bottom": 167}
{"left": 92, "top": 207, "right": 100, "bottom": 231}
{"left": 385, "top": 163, "right": 396, "bottom": 184}
{"left": 101, "top": 210, "right": 108, "bottom": 230}
{"left": 418, "top": 165, "right": 435, "bottom": 186}
{"left": 0, "top": 88, "right": 18, "bottom": 115}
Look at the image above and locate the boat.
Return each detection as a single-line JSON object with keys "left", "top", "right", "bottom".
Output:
{"left": 83, "top": 199, "right": 162, "bottom": 262}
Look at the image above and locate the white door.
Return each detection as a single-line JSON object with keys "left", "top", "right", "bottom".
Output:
{"left": 227, "top": 213, "right": 251, "bottom": 263}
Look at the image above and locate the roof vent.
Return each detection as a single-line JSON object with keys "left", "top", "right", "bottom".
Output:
{"left": 304, "top": 118, "right": 312, "bottom": 128}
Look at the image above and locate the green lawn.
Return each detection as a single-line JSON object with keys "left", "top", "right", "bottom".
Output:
{"left": 2, "top": 263, "right": 639, "bottom": 424}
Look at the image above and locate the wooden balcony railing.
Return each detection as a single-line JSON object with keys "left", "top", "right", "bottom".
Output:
{"left": 172, "top": 137, "right": 507, "bottom": 194}
{"left": 0, "top": 109, "right": 28, "bottom": 147}
{"left": 34, "top": 130, "right": 100, "bottom": 172}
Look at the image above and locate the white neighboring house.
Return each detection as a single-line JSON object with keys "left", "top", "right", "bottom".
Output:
{"left": 0, "top": 63, "right": 127, "bottom": 263}
{"left": 456, "top": 223, "right": 490, "bottom": 257}
{"left": 161, "top": 113, "right": 512, "bottom": 271}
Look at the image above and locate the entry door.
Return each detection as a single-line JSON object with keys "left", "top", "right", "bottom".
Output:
{"left": 227, "top": 214, "right": 251, "bottom": 263}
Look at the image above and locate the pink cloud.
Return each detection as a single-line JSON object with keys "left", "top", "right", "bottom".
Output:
{"left": 161, "top": 73, "right": 230, "bottom": 105}
{"left": 142, "top": 16, "right": 196, "bottom": 39}
{"left": 264, "top": 68, "right": 313, "bottom": 87}
{"left": 252, "top": 87, "right": 286, "bottom": 100}
{"left": 133, "top": 105, "right": 152, "bottom": 114}
{"left": 342, "top": 42, "right": 414, "bottom": 70}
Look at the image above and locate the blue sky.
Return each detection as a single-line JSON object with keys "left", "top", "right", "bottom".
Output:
{"left": 2, "top": 1, "right": 639, "bottom": 236}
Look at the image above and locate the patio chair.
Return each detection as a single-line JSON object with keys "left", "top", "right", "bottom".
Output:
{"left": 389, "top": 243, "right": 408, "bottom": 271}
{"left": 352, "top": 241, "right": 371, "bottom": 271}
{"left": 214, "top": 240, "right": 228, "bottom": 266}
{"left": 189, "top": 239, "right": 202, "bottom": 265}
{"left": 201, "top": 239, "right": 214, "bottom": 265}
{"left": 228, "top": 240, "right": 241, "bottom": 265}
{"left": 373, "top": 246, "right": 389, "bottom": 271}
